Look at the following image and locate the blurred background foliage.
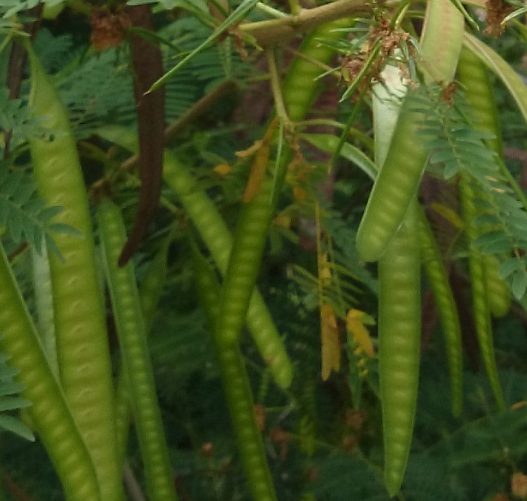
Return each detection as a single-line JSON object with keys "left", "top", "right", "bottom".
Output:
{"left": 1, "top": 1, "right": 527, "bottom": 500}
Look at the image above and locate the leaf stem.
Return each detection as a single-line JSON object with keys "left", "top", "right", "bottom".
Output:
{"left": 240, "top": 0, "right": 370, "bottom": 47}
{"left": 265, "top": 49, "right": 291, "bottom": 129}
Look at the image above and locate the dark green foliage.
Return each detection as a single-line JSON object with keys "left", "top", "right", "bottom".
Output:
{"left": 0, "top": 353, "right": 33, "bottom": 441}
{"left": 415, "top": 86, "right": 527, "bottom": 299}
{"left": 33, "top": 20, "right": 251, "bottom": 140}
{"left": 33, "top": 29, "right": 75, "bottom": 74}
{"left": 150, "top": 308, "right": 215, "bottom": 400}
{"left": 0, "top": 165, "right": 68, "bottom": 255}
{"left": 0, "top": 88, "right": 42, "bottom": 146}
{"left": 309, "top": 454, "right": 386, "bottom": 500}
{"left": 3, "top": 3, "right": 527, "bottom": 500}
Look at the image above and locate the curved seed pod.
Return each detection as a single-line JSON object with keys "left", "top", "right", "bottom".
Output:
{"left": 114, "top": 232, "right": 171, "bottom": 461}
{"left": 215, "top": 18, "right": 352, "bottom": 348}
{"left": 28, "top": 47, "right": 122, "bottom": 501}
{"left": 483, "top": 254, "right": 511, "bottom": 318}
{"left": 215, "top": 176, "right": 276, "bottom": 347}
{"left": 193, "top": 247, "right": 277, "bottom": 501}
{"left": 459, "top": 175, "right": 505, "bottom": 409}
{"left": 0, "top": 245, "right": 100, "bottom": 501}
{"left": 457, "top": 46, "right": 511, "bottom": 317}
{"left": 97, "top": 125, "right": 293, "bottom": 389}
{"left": 371, "top": 54, "right": 421, "bottom": 499}
{"left": 357, "top": 0, "right": 465, "bottom": 263}
{"left": 379, "top": 202, "right": 421, "bottom": 497}
{"left": 418, "top": 211, "right": 463, "bottom": 415}
{"left": 164, "top": 152, "right": 293, "bottom": 386}
{"left": 98, "top": 199, "right": 177, "bottom": 501}
{"left": 283, "top": 17, "right": 352, "bottom": 122}
{"left": 356, "top": 90, "right": 429, "bottom": 262}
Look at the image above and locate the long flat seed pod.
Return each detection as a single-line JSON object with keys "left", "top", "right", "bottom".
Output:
{"left": 418, "top": 211, "right": 463, "bottom": 415}
{"left": 357, "top": 0, "right": 465, "bottom": 263}
{"left": 0, "top": 244, "right": 100, "bottom": 501}
{"left": 215, "top": 18, "right": 352, "bottom": 350}
{"left": 378, "top": 202, "right": 421, "bottom": 497}
{"left": 98, "top": 199, "right": 177, "bottom": 501}
{"left": 459, "top": 175, "right": 505, "bottom": 409}
{"left": 372, "top": 58, "right": 422, "bottom": 498}
{"left": 97, "top": 125, "right": 293, "bottom": 389}
{"left": 28, "top": 47, "right": 122, "bottom": 501}
{"left": 193, "top": 247, "right": 277, "bottom": 501}
{"left": 457, "top": 46, "right": 511, "bottom": 317}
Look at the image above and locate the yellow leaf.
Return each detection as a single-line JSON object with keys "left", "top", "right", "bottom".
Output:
{"left": 214, "top": 163, "right": 232, "bottom": 175}
{"left": 319, "top": 252, "right": 332, "bottom": 286}
{"left": 274, "top": 214, "right": 291, "bottom": 228}
{"left": 241, "top": 123, "right": 277, "bottom": 203}
{"left": 321, "top": 304, "right": 341, "bottom": 380}
{"left": 235, "top": 139, "right": 263, "bottom": 158}
{"left": 511, "top": 401, "right": 527, "bottom": 411}
{"left": 346, "top": 309, "right": 374, "bottom": 358}
{"left": 293, "top": 186, "right": 307, "bottom": 201}
{"left": 430, "top": 202, "right": 464, "bottom": 230}
{"left": 243, "top": 142, "right": 270, "bottom": 203}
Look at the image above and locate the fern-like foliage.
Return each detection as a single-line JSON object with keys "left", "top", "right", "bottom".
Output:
{"left": 56, "top": 47, "right": 136, "bottom": 138}
{"left": 414, "top": 86, "right": 527, "bottom": 299}
{"left": 287, "top": 260, "right": 361, "bottom": 320}
{"left": 0, "top": 88, "right": 43, "bottom": 149}
{"left": 0, "top": 352, "right": 34, "bottom": 441}
{"left": 32, "top": 29, "right": 75, "bottom": 74}
{"left": 0, "top": 165, "right": 67, "bottom": 255}
{"left": 31, "top": 17, "right": 252, "bottom": 140}
{"left": 149, "top": 307, "right": 215, "bottom": 401}
{"left": 161, "top": 15, "right": 254, "bottom": 86}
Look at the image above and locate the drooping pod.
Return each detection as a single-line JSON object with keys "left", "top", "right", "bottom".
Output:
{"left": 98, "top": 198, "right": 178, "bottom": 501}
{"left": 459, "top": 175, "right": 505, "bottom": 409}
{"left": 97, "top": 124, "right": 294, "bottom": 389}
{"left": 378, "top": 202, "right": 421, "bottom": 497}
{"left": 0, "top": 243, "right": 101, "bottom": 501}
{"left": 114, "top": 231, "right": 171, "bottom": 462}
{"left": 357, "top": 0, "right": 465, "bottom": 263}
{"left": 215, "top": 18, "right": 353, "bottom": 350}
{"left": 118, "top": 4, "right": 165, "bottom": 265}
{"left": 28, "top": 46, "right": 122, "bottom": 501}
{"left": 418, "top": 211, "right": 463, "bottom": 415}
{"left": 457, "top": 46, "right": 511, "bottom": 318}
{"left": 193, "top": 247, "right": 278, "bottom": 501}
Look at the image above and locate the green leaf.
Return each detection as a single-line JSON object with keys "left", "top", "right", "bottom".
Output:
{"left": 0, "top": 396, "right": 31, "bottom": 412}
{"left": 499, "top": 257, "right": 526, "bottom": 279}
{"left": 300, "top": 133, "right": 377, "bottom": 180}
{"left": 0, "top": 381, "right": 25, "bottom": 397}
{"left": 512, "top": 270, "right": 527, "bottom": 299}
{"left": 429, "top": 149, "right": 458, "bottom": 164}
{"left": 0, "top": 414, "right": 34, "bottom": 441}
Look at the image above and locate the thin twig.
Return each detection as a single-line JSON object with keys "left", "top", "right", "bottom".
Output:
{"left": 240, "top": 0, "right": 371, "bottom": 47}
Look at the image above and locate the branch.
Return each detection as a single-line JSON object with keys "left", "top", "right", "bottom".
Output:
{"left": 240, "top": 0, "right": 371, "bottom": 47}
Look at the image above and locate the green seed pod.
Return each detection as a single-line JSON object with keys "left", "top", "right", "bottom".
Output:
{"left": 28, "top": 46, "right": 122, "bottom": 501}
{"left": 98, "top": 199, "right": 177, "bottom": 501}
